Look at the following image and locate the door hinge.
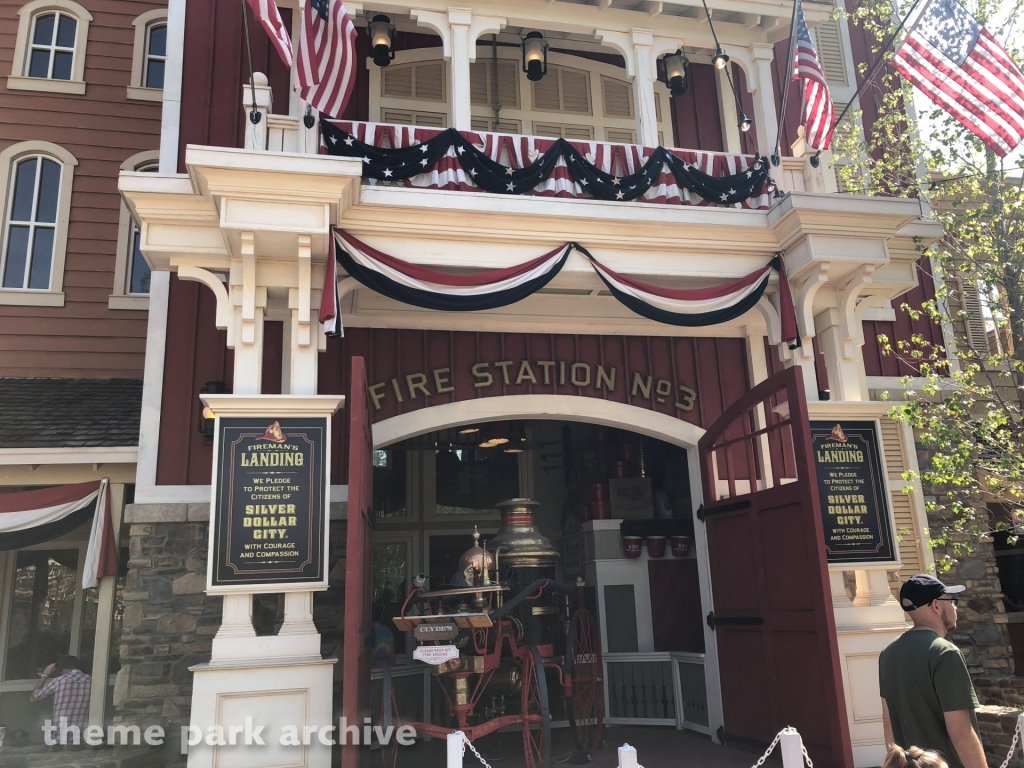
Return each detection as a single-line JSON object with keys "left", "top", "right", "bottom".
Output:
{"left": 697, "top": 499, "right": 752, "bottom": 522}
{"left": 706, "top": 611, "right": 765, "bottom": 630}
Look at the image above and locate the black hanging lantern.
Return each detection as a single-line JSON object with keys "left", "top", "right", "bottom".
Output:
{"left": 368, "top": 14, "right": 395, "bottom": 67}
{"left": 712, "top": 44, "right": 729, "bottom": 70}
{"left": 522, "top": 31, "right": 548, "bottom": 82}
{"left": 738, "top": 112, "right": 752, "bottom": 132}
{"left": 198, "top": 381, "right": 231, "bottom": 440}
{"left": 664, "top": 50, "right": 689, "bottom": 97}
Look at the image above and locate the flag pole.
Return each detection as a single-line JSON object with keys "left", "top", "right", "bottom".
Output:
{"left": 772, "top": 0, "right": 802, "bottom": 167}
{"left": 240, "top": 0, "right": 262, "bottom": 127}
{"left": 812, "top": 0, "right": 929, "bottom": 165}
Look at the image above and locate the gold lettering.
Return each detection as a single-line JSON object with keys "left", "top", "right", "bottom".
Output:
{"left": 675, "top": 385, "right": 697, "bottom": 412}
{"left": 596, "top": 365, "right": 616, "bottom": 391}
{"left": 433, "top": 367, "right": 456, "bottom": 394}
{"left": 391, "top": 378, "right": 404, "bottom": 403}
{"left": 559, "top": 361, "right": 566, "bottom": 385}
{"left": 570, "top": 363, "right": 591, "bottom": 387}
{"left": 368, "top": 383, "right": 387, "bottom": 411}
{"left": 494, "top": 361, "right": 514, "bottom": 385}
{"left": 406, "top": 373, "right": 431, "bottom": 399}
{"left": 472, "top": 363, "right": 493, "bottom": 389}
{"left": 516, "top": 361, "right": 538, "bottom": 385}
{"left": 632, "top": 372, "right": 653, "bottom": 399}
{"left": 536, "top": 361, "right": 555, "bottom": 385}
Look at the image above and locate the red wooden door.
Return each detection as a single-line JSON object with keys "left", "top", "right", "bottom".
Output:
{"left": 698, "top": 366, "right": 852, "bottom": 768}
{"left": 342, "top": 356, "right": 373, "bottom": 768}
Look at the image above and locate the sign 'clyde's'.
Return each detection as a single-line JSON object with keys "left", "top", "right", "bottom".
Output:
{"left": 210, "top": 418, "right": 328, "bottom": 589}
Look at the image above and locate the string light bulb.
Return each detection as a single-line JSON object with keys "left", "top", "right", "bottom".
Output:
{"left": 712, "top": 45, "right": 729, "bottom": 70}
{"left": 738, "top": 113, "right": 752, "bottom": 132}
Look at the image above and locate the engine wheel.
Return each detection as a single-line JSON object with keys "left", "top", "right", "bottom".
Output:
{"left": 521, "top": 646, "right": 551, "bottom": 768}
{"left": 566, "top": 608, "right": 604, "bottom": 756}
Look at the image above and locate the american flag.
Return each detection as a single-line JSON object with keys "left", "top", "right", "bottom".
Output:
{"left": 892, "top": 0, "right": 1024, "bottom": 156}
{"left": 294, "top": 0, "right": 358, "bottom": 120}
{"left": 245, "top": 0, "right": 292, "bottom": 67}
{"left": 794, "top": 0, "right": 836, "bottom": 151}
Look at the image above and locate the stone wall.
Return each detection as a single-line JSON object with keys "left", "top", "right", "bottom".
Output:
{"left": 115, "top": 507, "right": 349, "bottom": 757}
{"left": 978, "top": 705, "right": 1024, "bottom": 768}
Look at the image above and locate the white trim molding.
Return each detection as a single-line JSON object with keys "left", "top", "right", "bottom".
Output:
{"left": 0, "top": 446, "right": 138, "bottom": 466}
{"left": 0, "top": 140, "right": 77, "bottom": 306}
{"left": 7, "top": 0, "right": 92, "bottom": 95}
{"left": 127, "top": 8, "right": 167, "bottom": 102}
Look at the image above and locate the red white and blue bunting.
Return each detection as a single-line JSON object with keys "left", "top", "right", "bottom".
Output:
{"left": 321, "top": 121, "right": 774, "bottom": 209}
{"left": 322, "top": 230, "right": 798, "bottom": 345}
{"left": 0, "top": 479, "right": 118, "bottom": 589}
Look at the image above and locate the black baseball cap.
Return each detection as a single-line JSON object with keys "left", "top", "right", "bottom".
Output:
{"left": 899, "top": 574, "right": 965, "bottom": 611}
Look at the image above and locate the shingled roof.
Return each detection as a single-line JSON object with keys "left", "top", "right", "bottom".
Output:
{"left": 0, "top": 378, "right": 143, "bottom": 448}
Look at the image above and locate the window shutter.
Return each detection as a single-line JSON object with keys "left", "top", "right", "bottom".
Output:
{"left": 414, "top": 61, "right": 445, "bottom": 102}
{"left": 533, "top": 72, "right": 561, "bottom": 112}
{"left": 813, "top": 20, "right": 848, "bottom": 88}
{"left": 382, "top": 109, "right": 447, "bottom": 128}
{"left": 470, "top": 62, "right": 489, "bottom": 105}
{"left": 605, "top": 128, "right": 636, "bottom": 144}
{"left": 563, "top": 123, "right": 594, "bottom": 140}
{"left": 959, "top": 278, "right": 991, "bottom": 356}
{"left": 654, "top": 92, "right": 662, "bottom": 122}
{"left": 891, "top": 492, "right": 923, "bottom": 584}
{"left": 470, "top": 117, "right": 490, "bottom": 132}
{"left": 496, "top": 60, "right": 519, "bottom": 109}
{"left": 471, "top": 117, "right": 521, "bottom": 133}
{"left": 383, "top": 65, "right": 413, "bottom": 98}
{"left": 561, "top": 68, "right": 591, "bottom": 114}
{"left": 533, "top": 122, "right": 564, "bottom": 138}
{"left": 878, "top": 419, "right": 907, "bottom": 475}
{"left": 602, "top": 76, "right": 633, "bottom": 119}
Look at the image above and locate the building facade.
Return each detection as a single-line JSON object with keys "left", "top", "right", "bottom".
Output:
{"left": 0, "top": 0, "right": 165, "bottom": 741}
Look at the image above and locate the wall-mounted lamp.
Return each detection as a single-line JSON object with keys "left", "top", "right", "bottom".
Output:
{"left": 712, "top": 45, "right": 729, "bottom": 70}
{"left": 663, "top": 50, "right": 689, "bottom": 97}
{"left": 368, "top": 14, "right": 395, "bottom": 67}
{"left": 738, "top": 113, "right": 752, "bottom": 132}
{"left": 198, "top": 381, "right": 231, "bottom": 440}
{"left": 522, "top": 31, "right": 548, "bottom": 82}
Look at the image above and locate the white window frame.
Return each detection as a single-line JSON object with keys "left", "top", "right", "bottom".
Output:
{"left": 127, "top": 9, "right": 168, "bottom": 102}
{"left": 0, "top": 141, "right": 77, "bottom": 307}
{"left": 110, "top": 150, "right": 159, "bottom": 310}
{"left": 7, "top": 0, "right": 91, "bottom": 95}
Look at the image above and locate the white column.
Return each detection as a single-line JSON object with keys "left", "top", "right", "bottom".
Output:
{"left": 815, "top": 309, "right": 866, "bottom": 402}
{"left": 716, "top": 66, "right": 742, "bottom": 154}
{"left": 748, "top": 43, "right": 778, "bottom": 167}
{"left": 629, "top": 30, "right": 659, "bottom": 147}
{"left": 448, "top": 9, "right": 473, "bottom": 131}
{"left": 88, "top": 482, "right": 125, "bottom": 727}
{"left": 241, "top": 72, "right": 272, "bottom": 151}
{"left": 231, "top": 232, "right": 265, "bottom": 394}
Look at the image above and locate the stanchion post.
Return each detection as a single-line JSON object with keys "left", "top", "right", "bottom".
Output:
{"left": 1018, "top": 713, "right": 1024, "bottom": 758}
{"left": 780, "top": 730, "right": 804, "bottom": 768}
{"left": 618, "top": 743, "right": 639, "bottom": 768}
{"left": 448, "top": 733, "right": 464, "bottom": 768}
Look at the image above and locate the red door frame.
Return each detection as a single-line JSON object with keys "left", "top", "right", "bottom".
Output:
{"left": 698, "top": 366, "right": 853, "bottom": 768}
{"left": 342, "top": 356, "right": 373, "bottom": 768}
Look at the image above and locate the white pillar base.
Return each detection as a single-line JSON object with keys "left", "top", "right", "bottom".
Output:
{"left": 186, "top": 656, "right": 336, "bottom": 768}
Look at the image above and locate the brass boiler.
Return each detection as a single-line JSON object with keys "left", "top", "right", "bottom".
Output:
{"left": 488, "top": 498, "right": 559, "bottom": 572}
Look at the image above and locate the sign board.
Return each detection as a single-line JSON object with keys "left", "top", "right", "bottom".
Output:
{"left": 210, "top": 417, "right": 329, "bottom": 590}
{"left": 413, "top": 645, "right": 459, "bottom": 665}
{"left": 810, "top": 420, "right": 896, "bottom": 564}
{"left": 609, "top": 477, "right": 653, "bottom": 519}
{"left": 414, "top": 622, "right": 459, "bottom": 642}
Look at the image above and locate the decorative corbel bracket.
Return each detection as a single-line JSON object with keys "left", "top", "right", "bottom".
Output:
{"left": 296, "top": 234, "right": 312, "bottom": 347}
{"left": 795, "top": 262, "right": 830, "bottom": 359}
{"left": 177, "top": 265, "right": 232, "bottom": 343}
{"left": 240, "top": 231, "right": 258, "bottom": 345}
{"left": 755, "top": 296, "right": 782, "bottom": 346}
{"left": 838, "top": 266, "right": 875, "bottom": 359}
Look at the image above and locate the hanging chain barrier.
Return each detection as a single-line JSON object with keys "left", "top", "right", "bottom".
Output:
{"left": 452, "top": 730, "right": 493, "bottom": 768}
{"left": 997, "top": 713, "right": 1024, "bottom": 768}
{"left": 750, "top": 727, "right": 814, "bottom": 768}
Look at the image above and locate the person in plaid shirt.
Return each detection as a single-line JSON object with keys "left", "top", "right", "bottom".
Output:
{"left": 31, "top": 656, "right": 92, "bottom": 745}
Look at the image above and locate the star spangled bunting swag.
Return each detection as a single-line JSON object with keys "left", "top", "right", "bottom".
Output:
{"left": 320, "top": 244, "right": 342, "bottom": 337}
{"left": 333, "top": 230, "right": 572, "bottom": 313}
{"left": 892, "top": 0, "right": 1024, "bottom": 156}
{"left": 321, "top": 121, "right": 771, "bottom": 206}
{"left": 794, "top": 0, "right": 836, "bottom": 151}
{"left": 0, "top": 479, "right": 118, "bottom": 589}
{"left": 246, "top": 0, "right": 293, "bottom": 67}
{"left": 295, "top": 0, "right": 357, "bottom": 119}
{"left": 573, "top": 244, "right": 799, "bottom": 344}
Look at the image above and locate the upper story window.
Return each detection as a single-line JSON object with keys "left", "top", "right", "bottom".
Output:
{"left": 0, "top": 142, "right": 77, "bottom": 306}
{"left": 28, "top": 12, "right": 77, "bottom": 80}
{"left": 7, "top": 0, "right": 92, "bottom": 95}
{"left": 3, "top": 155, "right": 60, "bottom": 290}
{"left": 110, "top": 151, "right": 160, "bottom": 310}
{"left": 128, "top": 10, "right": 168, "bottom": 101}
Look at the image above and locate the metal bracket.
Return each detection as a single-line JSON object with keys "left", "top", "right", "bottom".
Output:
{"left": 706, "top": 611, "right": 765, "bottom": 630}
{"left": 697, "top": 499, "right": 752, "bottom": 523}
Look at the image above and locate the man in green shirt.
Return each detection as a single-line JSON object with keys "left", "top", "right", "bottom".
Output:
{"left": 879, "top": 574, "right": 986, "bottom": 768}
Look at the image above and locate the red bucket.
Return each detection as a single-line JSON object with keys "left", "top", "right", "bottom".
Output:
{"left": 671, "top": 535, "right": 691, "bottom": 557}
{"left": 645, "top": 536, "right": 666, "bottom": 558}
{"left": 622, "top": 536, "right": 643, "bottom": 559}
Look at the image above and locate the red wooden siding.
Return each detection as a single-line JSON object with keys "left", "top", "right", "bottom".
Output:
{"left": 670, "top": 63, "right": 725, "bottom": 152}
{"left": 862, "top": 257, "right": 944, "bottom": 377}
